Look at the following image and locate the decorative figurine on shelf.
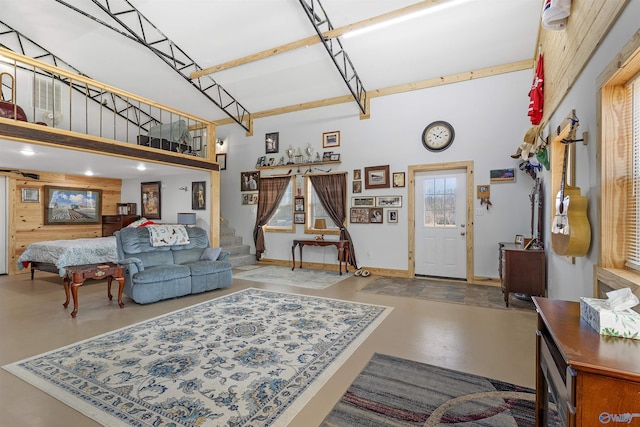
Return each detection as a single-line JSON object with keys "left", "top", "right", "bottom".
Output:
{"left": 305, "top": 143, "right": 314, "bottom": 163}
{"left": 278, "top": 156, "right": 285, "bottom": 166}
{"left": 315, "top": 152, "right": 321, "bottom": 162}
{"left": 295, "top": 147, "right": 304, "bottom": 164}
{"left": 286, "top": 145, "right": 295, "bottom": 164}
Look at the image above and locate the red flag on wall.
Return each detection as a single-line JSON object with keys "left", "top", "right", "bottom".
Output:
{"left": 528, "top": 54, "right": 544, "bottom": 125}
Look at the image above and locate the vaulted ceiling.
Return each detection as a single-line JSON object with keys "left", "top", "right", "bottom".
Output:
{"left": 0, "top": 0, "right": 542, "bottom": 178}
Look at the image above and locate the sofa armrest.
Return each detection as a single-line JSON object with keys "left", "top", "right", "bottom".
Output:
{"left": 118, "top": 257, "right": 144, "bottom": 273}
{"left": 218, "top": 250, "right": 230, "bottom": 262}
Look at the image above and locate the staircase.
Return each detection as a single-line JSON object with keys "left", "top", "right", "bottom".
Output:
{"left": 219, "top": 218, "right": 256, "bottom": 268}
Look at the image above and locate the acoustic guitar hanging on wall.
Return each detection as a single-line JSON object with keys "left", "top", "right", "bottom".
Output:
{"left": 551, "top": 112, "right": 591, "bottom": 257}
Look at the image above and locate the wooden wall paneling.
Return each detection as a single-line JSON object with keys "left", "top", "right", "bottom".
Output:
{"left": 538, "top": 0, "right": 628, "bottom": 125}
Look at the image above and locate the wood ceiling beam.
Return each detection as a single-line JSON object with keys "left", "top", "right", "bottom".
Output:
{"left": 214, "top": 59, "right": 533, "bottom": 124}
{"left": 190, "top": 0, "right": 445, "bottom": 79}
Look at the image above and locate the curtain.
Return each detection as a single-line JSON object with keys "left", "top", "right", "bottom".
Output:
{"left": 253, "top": 175, "right": 291, "bottom": 260}
{"left": 309, "top": 173, "right": 358, "bottom": 269}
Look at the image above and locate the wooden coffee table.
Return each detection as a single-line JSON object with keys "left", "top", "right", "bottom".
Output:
{"left": 63, "top": 262, "right": 125, "bottom": 318}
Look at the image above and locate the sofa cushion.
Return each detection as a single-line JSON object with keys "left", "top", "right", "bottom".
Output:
{"left": 200, "top": 247, "right": 222, "bottom": 261}
{"left": 185, "top": 260, "right": 232, "bottom": 277}
{"left": 135, "top": 250, "right": 174, "bottom": 268}
{"left": 132, "top": 264, "right": 191, "bottom": 284}
{"left": 173, "top": 247, "right": 205, "bottom": 265}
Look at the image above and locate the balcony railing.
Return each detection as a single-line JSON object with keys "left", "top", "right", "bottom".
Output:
{"left": 0, "top": 47, "right": 216, "bottom": 164}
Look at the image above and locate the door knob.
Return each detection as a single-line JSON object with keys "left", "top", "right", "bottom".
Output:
{"left": 460, "top": 232, "right": 466, "bottom": 236}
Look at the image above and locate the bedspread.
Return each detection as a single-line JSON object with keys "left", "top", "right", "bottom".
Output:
{"left": 17, "top": 237, "right": 117, "bottom": 276}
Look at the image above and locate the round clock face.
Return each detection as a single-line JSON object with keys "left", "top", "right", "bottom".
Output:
{"left": 422, "top": 121, "right": 455, "bottom": 152}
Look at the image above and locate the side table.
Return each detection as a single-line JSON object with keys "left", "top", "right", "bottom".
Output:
{"left": 63, "top": 262, "right": 125, "bottom": 318}
{"left": 291, "top": 239, "right": 350, "bottom": 275}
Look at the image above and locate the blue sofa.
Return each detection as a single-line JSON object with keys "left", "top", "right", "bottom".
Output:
{"left": 114, "top": 226, "right": 232, "bottom": 304}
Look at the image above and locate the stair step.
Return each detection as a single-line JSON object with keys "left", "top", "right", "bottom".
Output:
{"left": 229, "top": 253, "right": 256, "bottom": 268}
{"left": 224, "top": 244, "right": 250, "bottom": 256}
{"left": 220, "top": 235, "right": 243, "bottom": 247}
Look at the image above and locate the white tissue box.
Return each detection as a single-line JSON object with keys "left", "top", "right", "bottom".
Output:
{"left": 580, "top": 297, "right": 640, "bottom": 339}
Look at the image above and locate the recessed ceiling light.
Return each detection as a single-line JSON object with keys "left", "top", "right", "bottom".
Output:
{"left": 84, "top": 170, "right": 94, "bottom": 176}
{"left": 137, "top": 164, "right": 146, "bottom": 171}
{"left": 20, "top": 148, "right": 35, "bottom": 156}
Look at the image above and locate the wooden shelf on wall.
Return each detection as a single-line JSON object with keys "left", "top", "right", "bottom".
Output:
{"left": 256, "top": 160, "right": 340, "bottom": 171}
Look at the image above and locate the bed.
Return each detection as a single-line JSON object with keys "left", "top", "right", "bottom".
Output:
{"left": 18, "top": 237, "right": 118, "bottom": 278}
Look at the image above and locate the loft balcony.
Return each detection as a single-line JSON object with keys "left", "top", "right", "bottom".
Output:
{"left": 0, "top": 47, "right": 218, "bottom": 172}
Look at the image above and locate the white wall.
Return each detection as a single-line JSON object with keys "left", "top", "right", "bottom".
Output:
{"left": 121, "top": 171, "right": 211, "bottom": 231}
{"left": 542, "top": 2, "right": 640, "bottom": 301}
{"left": 217, "top": 70, "right": 539, "bottom": 278}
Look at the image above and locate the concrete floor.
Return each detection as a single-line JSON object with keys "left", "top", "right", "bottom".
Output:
{"left": 0, "top": 269, "right": 538, "bottom": 426}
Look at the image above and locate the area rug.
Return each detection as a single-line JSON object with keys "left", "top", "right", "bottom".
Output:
{"left": 4, "top": 288, "right": 391, "bottom": 426}
{"left": 321, "top": 353, "right": 560, "bottom": 426}
{"left": 233, "top": 265, "right": 353, "bottom": 289}
{"left": 360, "top": 277, "right": 536, "bottom": 311}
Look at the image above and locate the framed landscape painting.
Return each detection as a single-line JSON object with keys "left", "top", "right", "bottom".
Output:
{"left": 44, "top": 186, "right": 102, "bottom": 225}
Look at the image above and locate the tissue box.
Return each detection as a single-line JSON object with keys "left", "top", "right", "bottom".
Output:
{"left": 580, "top": 297, "right": 640, "bottom": 339}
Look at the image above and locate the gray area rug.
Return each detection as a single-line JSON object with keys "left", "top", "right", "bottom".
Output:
{"left": 322, "top": 353, "right": 560, "bottom": 426}
{"left": 360, "top": 277, "right": 536, "bottom": 311}
{"left": 233, "top": 265, "right": 353, "bottom": 289}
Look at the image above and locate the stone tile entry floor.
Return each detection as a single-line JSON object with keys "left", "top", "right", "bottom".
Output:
{"left": 359, "top": 276, "right": 536, "bottom": 311}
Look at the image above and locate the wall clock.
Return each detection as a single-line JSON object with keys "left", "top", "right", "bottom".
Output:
{"left": 422, "top": 121, "right": 455, "bottom": 152}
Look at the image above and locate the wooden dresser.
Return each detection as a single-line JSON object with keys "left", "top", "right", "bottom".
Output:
{"left": 533, "top": 297, "right": 640, "bottom": 426}
{"left": 498, "top": 242, "right": 546, "bottom": 306}
{"left": 102, "top": 214, "right": 140, "bottom": 237}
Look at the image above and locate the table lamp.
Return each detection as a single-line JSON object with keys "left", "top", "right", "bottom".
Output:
{"left": 314, "top": 218, "right": 326, "bottom": 240}
{"left": 177, "top": 212, "right": 196, "bottom": 226}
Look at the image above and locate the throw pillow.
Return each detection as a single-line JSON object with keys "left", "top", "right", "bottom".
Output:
{"left": 200, "top": 247, "right": 222, "bottom": 261}
{"left": 126, "top": 217, "right": 148, "bottom": 228}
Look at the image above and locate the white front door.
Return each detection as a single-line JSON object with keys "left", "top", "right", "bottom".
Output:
{"left": 414, "top": 169, "right": 467, "bottom": 279}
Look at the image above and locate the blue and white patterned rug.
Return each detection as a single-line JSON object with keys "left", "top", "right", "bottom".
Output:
{"left": 233, "top": 265, "right": 353, "bottom": 289}
{"left": 4, "top": 288, "right": 391, "bottom": 426}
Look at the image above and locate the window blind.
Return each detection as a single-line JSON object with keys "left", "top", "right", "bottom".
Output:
{"left": 626, "top": 76, "right": 640, "bottom": 269}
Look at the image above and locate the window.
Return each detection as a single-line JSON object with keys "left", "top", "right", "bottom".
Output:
{"left": 422, "top": 176, "right": 457, "bottom": 227}
{"left": 305, "top": 176, "right": 340, "bottom": 236}
{"left": 600, "top": 34, "right": 640, "bottom": 274}
{"left": 264, "top": 179, "right": 294, "bottom": 232}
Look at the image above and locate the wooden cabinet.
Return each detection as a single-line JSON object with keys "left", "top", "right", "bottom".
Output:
{"left": 102, "top": 214, "right": 140, "bottom": 237}
{"left": 498, "top": 242, "right": 546, "bottom": 306}
{"left": 533, "top": 297, "right": 640, "bottom": 426}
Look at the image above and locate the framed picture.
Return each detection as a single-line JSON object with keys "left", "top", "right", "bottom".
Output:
{"left": 352, "top": 196, "right": 375, "bottom": 207}
{"left": 490, "top": 168, "right": 516, "bottom": 183}
{"left": 388, "top": 209, "right": 398, "bottom": 223}
{"left": 294, "top": 212, "right": 305, "bottom": 224}
{"left": 241, "top": 171, "right": 260, "bottom": 192}
{"left": 370, "top": 208, "right": 383, "bottom": 224}
{"left": 375, "top": 196, "right": 402, "bottom": 208}
{"left": 350, "top": 207, "right": 370, "bottom": 223}
{"left": 352, "top": 180, "right": 362, "bottom": 194}
{"left": 353, "top": 169, "right": 361, "bottom": 180}
{"left": 364, "top": 165, "right": 390, "bottom": 189}
{"left": 44, "top": 186, "right": 102, "bottom": 225}
{"left": 322, "top": 151, "right": 333, "bottom": 161}
{"left": 392, "top": 172, "right": 405, "bottom": 188}
{"left": 192, "top": 136, "right": 202, "bottom": 152}
{"left": 242, "top": 193, "right": 259, "bottom": 205}
{"left": 294, "top": 196, "right": 305, "bottom": 212}
{"left": 515, "top": 234, "right": 524, "bottom": 244}
{"left": 322, "top": 130, "right": 340, "bottom": 148}
{"left": 21, "top": 187, "right": 39, "bottom": 203}
{"left": 216, "top": 153, "right": 227, "bottom": 170}
{"left": 268, "top": 157, "right": 275, "bottom": 166}
{"left": 141, "top": 181, "right": 161, "bottom": 219}
{"left": 192, "top": 181, "right": 206, "bottom": 210}
{"left": 256, "top": 156, "right": 266, "bottom": 168}
{"left": 330, "top": 153, "right": 340, "bottom": 161}
{"left": 266, "top": 132, "right": 279, "bottom": 154}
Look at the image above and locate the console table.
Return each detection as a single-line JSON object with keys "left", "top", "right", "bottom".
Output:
{"left": 63, "top": 262, "right": 125, "bottom": 318}
{"left": 498, "top": 242, "right": 546, "bottom": 306}
{"left": 291, "top": 239, "right": 350, "bottom": 275}
{"left": 533, "top": 297, "right": 640, "bottom": 426}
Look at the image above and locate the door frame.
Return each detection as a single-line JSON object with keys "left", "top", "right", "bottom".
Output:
{"left": 408, "top": 161, "right": 474, "bottom": 281}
